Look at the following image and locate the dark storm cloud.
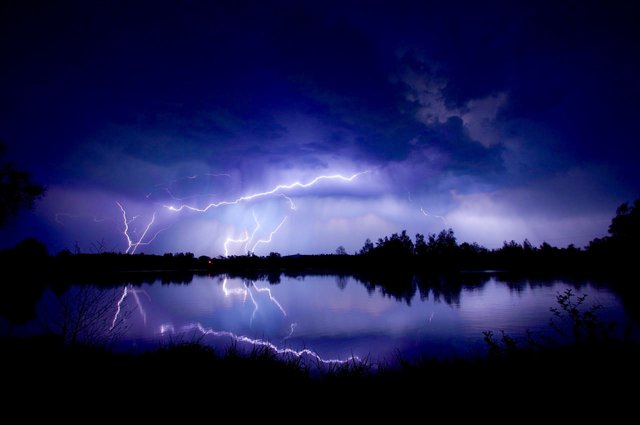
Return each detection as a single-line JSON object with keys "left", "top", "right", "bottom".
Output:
{"left": 1, "top": 0, "right": 509, "bottom": 173}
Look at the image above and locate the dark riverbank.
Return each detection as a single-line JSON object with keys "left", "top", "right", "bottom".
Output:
{"left": 2, "top": 333, "right": 638, "bottom": 409}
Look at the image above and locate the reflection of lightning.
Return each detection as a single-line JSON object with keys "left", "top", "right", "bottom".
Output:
{"left": 165, "top": 171, "right": 369, "bottom": 213}
{"left": 160, "top": 322, "right": 360, "bottom": 365}
{"left": 253, "top": 282, "right": 287, "bottom": 316}
{"left": 428, "top": 312, "right": 434, "bottom": 322}
{"left": 131, "top": 290, "right": 147, "bottom": 325}
{"left": 111, "top": 285, "right": 149, "bottom": 330}
{"left": 246, "top": 286, "right": 259, "bottom": 326}
{"left": 222, "top": 277, "right": 248, "bottom": 299}
{"left": 421, "top": 207, "right": 445, "bottom": 221}
{"left": 221, "top": 277, "right": 286, "bottom": 326}
{"left": 160, "top": 324, "right": 175, "bottom": 334}
{"left": 283, "top": 323, "right": 297, "bottom": 341}
{"left": 111, "top": 287, "right": 129, "bottom": 330}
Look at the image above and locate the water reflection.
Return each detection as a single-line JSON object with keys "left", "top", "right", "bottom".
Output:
{"left": 0, "top": 272, "right": 631, "bottom": 365}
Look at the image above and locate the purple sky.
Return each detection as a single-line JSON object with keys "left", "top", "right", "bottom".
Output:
{"left": 1, "top": 0, "right": 638, "bottom": 256}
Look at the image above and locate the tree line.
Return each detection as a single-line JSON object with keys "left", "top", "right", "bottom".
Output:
{"left": 354, "top": 198, "right": 639, "bottom": 272}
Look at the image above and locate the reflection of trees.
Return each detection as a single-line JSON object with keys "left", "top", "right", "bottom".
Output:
{"left": 326, "top": 271, "right": 495, "bottom": 306}
{"left": 267, "top": 271, "right": 281, "bottom": 284}
{"left": 499, "top": 274, "right": 592, "bottom": 295}
{"left": 413, "top": 273, "right": 489, "bottom": 307}
{"left": 349, "top": 270, "right": 416, "bottom": 304}
{"left": 335, "top": 275, "right": 348, "bottom": 290}
{"left": 218, "top": 270, "right": 508, "bottom": 307}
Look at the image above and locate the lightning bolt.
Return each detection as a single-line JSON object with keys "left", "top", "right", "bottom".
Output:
{"left": 224, "top": 211, "right": 288, "bottom": 256}
{"left": 243, "top": 210, "right": 262, "bottom": 254}
{"left": 223, "top": 231, "right": 250, "bottom": 257}
{"left": 130, "top": 211, "right": 156, "bottom": 255}
{"left": 157, "top": 173, "right": 231, "bottom": 186}
{"left": 68, "top": 170, "right": 369, "bottom": 255}
{"left": 279, "top": 193, "right": 297, "bottom": 210}
{"left": 250, "top": 216, "right": 288, "bottom": 253}
{"left": 82, "top": 171, "right": 368, "bottom": 255}
{"left": 116, "top": 202, "right": 168, "bottom": 254}
{"left": 177, "top": 172, "right": 366, "bottom": 256}
{"left": 160, "top": 322, "right": 361, "bottom": 365}
{"left": 165, "top": 171, "right": 369, "bottom": 213}
{"left": 403, "top": 186, "right": 415, "bottom": 204}
{"left": 421, "top": 207, "right": 445, "bottom": 221}
{"left": 146, "top": 173, "right": 232, "bottom": 200}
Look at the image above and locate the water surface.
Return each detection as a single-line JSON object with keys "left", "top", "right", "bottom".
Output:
{"left": 45, "top": 273, "right": 628, "bottom": 364}
{"left": 3, "top": 273, "right": 631, "bottom": 365}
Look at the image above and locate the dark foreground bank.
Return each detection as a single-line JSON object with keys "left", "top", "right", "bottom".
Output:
{"left": 2, "top": 334, "right": 638, "bottom": 410}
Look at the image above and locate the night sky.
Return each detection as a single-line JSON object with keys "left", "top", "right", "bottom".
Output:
{"left": 2, "top": 0, "right": 639, "bottom": 256}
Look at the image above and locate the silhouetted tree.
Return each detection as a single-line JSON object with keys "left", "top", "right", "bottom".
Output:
{"left": 422, "top": 228, "right": 458, "bottom": 257}
{"left": 359, "top": 238, "right": 374, "bottom": 255}
{"left": 502, "top": 240, "right": 522, "bottom": 251}
{"left": 335, "top": 245, "right": 347, "bottom": 255}
{"left": 523, "top": 239, "right": 534, "bottom": 252}
{"left": 374, "top": 230, "right": 414, "bottom": 258}
{"left": 608, "top": 199, "right": 640, "bottom": 246}
{"left": 415, "top": 233, "right": 427, "bottom": 257}
{"left": 0, "top": 142, "right": 45, "bottom": 226}
{"left": 434, "top": 228, "right": 457, "bottom": 252}
{"left": 13, "top": 237, "right": 48, "bottom": 258}
{"left": 584, "top": 198, "right": 640, "bottom": 271}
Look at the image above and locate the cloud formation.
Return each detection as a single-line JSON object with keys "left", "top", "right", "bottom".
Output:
{"left": 1, "top": 0, "right": 638, "bottom": 255}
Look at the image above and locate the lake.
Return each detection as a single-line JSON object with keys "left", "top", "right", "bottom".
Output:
{"left": 5, "top": 273, "right": 633, "bottom": 366}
